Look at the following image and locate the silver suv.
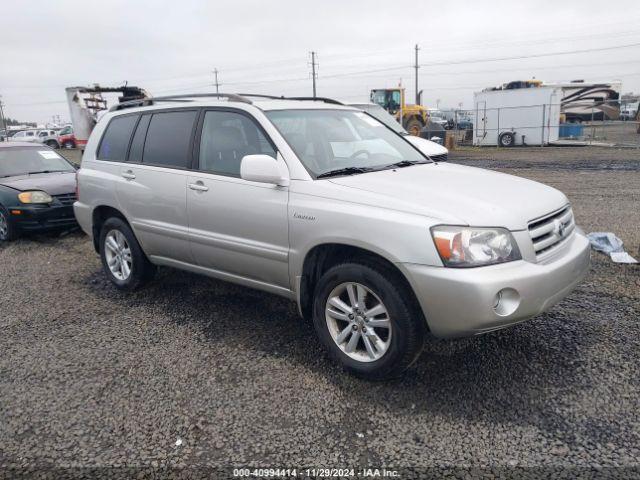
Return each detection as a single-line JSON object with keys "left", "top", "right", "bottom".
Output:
{"left": 74, "top": 93, "right": 590, "bottom": 379}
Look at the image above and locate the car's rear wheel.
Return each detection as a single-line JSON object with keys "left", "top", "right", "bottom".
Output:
{"left": 99, "top": 217, "right": 156, "bottom": 290}
{"left": 312, "top": 262, "right": 425, "bottom": 380}
{"left": 0, "top": 206, "right": 18, "bottom": 242}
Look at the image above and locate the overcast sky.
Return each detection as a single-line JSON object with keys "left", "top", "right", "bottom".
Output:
{"left": 2, "top": 0, "right": 640, "bottom": 124}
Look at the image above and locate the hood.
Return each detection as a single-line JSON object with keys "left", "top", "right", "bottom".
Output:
{"left": 328, "top": 163, "right": 568, "bottom": 230}
{"left": 0, "top": 172, "right": 76, "bottom": 196}
{"left": 404, "top": 135, "right": 448, "bottom": 156}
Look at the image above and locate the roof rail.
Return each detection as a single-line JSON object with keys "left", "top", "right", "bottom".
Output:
{"left": 238, "top": 94, "right": 344, "bottom": 105}
{"left": 109, "top": 93, "right": 252, "bottom": 112}
{"left": 237, "top": 93, "right": 286, "bottom": 100}
{"left": 286, "top": 97, "right": 344, "bottom": 105}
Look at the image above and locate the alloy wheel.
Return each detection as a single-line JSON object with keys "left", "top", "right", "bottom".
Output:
{"left": 104, "top": 229, "right": 133, "bottom": 280}
{"left": 0, "top": 211, "right": 8, "bottom": 240}
{"left": 325, "top": 282, "right": 392, "bottom": 362}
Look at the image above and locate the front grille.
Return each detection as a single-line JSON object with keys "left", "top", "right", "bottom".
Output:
{"left": 429, "top": 153, "right": 448, "bottom": 162}
{"left": 528, "top": 205, "right": 575, "bottom": 257}
{"left": 53, "top": 193, "right": 77, "bottom": 206}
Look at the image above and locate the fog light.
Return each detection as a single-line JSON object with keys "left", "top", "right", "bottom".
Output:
{"left": 493, "top": 288, "right": 520, "bottom": 316}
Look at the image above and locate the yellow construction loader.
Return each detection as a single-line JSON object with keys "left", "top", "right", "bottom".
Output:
{"left": 370, "top": 88, "right": 429, "bottom": 136}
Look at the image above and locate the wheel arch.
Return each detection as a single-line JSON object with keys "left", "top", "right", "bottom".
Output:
{"left": 91, "top": 205, "right": 131, "bottom": 253}
{"left": 297, "top": 242, "right": 424, "bottom": 326}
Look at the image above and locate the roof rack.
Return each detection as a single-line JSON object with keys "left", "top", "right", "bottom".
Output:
{"left": 286, "top": 97, "right": 344, "bottom": 105}
{"left": 238, "top": 94, "right": 344, "bottom": 105}
{"left": 110, "top": 93, "right": 253, "bottom": 112}
{"left": 237, "top": 94, "right": 286, "bottom": 100}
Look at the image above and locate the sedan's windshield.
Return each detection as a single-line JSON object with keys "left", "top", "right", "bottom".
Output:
{"left": 0, "top": 147, "right": 74, "bottom": 178}
{"left": 266, "top": 109, "right": 426, "bottom": 177}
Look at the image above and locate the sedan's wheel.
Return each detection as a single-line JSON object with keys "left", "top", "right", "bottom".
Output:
{"left": 326, "top": 282, "right": 392, "bottom": 362}
{"left": 99, "top": 217, "right": 156, "bottom": 290}
{"left": 313, "top": 262, "right": 425, "bottom": 380}
{"left": 0, "top": 207, "right": 17, "bottom": 242}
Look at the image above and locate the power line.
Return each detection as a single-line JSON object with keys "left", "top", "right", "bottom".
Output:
{"left": 419, "top": 41, "right": 640, "bottom": 68}
{"left": 4, "top": 28, "right": 640, "bottom": 92}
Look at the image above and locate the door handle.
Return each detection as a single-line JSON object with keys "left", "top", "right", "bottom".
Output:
{"left": 188, "top": 182, "right": 209, "bottom": 192}
{"left": 121, "top": 171, "right": 136, "bottom": 180}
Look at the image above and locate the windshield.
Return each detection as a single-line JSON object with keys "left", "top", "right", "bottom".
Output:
{"left": 349, "top": 104, "right": 406, "bottom": 134}
{"left": 0, "top": 147, "right": 74, "bottom": 177}
{"left": 266, "top": 109, "right": 426, "bottom": 177}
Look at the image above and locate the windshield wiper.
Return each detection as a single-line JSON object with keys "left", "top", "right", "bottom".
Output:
{"left": 316, "top": 166, "right": 375, "bottom": 179}
{"left": 384, "top": 160, "right": 428, "bottom": 169}
{"left": 26, "top": 170, "right": 69, "bottom": 175}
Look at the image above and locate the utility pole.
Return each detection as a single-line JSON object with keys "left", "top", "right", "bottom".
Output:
{"left": 414, "top": 44, "right": 420, "bottom": 105}
{"left": 213, "top": 68, "right": 221, "bottom": 94}
{"left": 310, "top": 51, "right": 318, "bottom": 98}
{"left": 0, "top": 95, "right": 7, "bottom": 141}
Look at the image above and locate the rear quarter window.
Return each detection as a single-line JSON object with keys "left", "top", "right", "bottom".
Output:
{"left": 97, "top": 114, "right": 139, "bottom": 161}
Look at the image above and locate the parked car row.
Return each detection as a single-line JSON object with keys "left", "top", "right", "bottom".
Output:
{"left": 1, "top": 126, "right": 77, "bottom": 149}
{"left": 10, "top": 129, "right": 60, "bottom": 148}
{"left": 0, "top": 94, "right": 589, "bottom": 380}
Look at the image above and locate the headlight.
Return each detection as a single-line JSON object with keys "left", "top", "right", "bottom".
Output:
{"left": 431, "top": 225, "right": 521, "bottom": 267}
{"left": 18, "top": 191, "right": 53, "bottom": 204}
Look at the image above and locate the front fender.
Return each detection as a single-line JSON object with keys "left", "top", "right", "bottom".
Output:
{"left": 287, "top": 187, "right": 444, "bottom": 290}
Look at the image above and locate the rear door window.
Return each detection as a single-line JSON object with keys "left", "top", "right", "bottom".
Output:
{"left": 142, "top": 110, "right": 198, "bottom": 168}
{"left": 97, "top": 114, "right": 139, "bottom": 161}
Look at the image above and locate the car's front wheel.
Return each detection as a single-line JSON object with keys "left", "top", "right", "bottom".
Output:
{"left": 313, "top": 262, "right": 425, "bottom": 380}
{"left": 99, "top": 217, "right": 156, "bottom": 290}
{"left": 0, "top": 206, "right": 18, "bottom": 242}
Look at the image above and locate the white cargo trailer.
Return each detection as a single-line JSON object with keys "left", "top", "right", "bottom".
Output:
{"left": 473, "top": 87, "right": 562, "bottom": 147}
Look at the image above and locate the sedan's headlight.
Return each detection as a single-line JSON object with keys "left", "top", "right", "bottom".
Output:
{"left": 431, "top": 225, "right": 521, "bottom": 267}
{"left": 18, "top": 191, "right": 53, "bottom": 204}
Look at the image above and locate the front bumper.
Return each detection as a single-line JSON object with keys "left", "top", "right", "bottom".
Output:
{"left": 10, "top": 204, "right": 78, "bottom": 232}
{"left": 401, "top": 231, "right": 591, "bottom": 338}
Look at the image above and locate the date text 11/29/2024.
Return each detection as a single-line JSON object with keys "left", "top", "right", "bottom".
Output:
{"left": 232, "top": 468, "right": 400, "bottom": 477}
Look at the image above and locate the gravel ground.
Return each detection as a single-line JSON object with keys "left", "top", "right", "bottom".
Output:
{"left": 1, "top": 147, "right": 639, "bottom": 478}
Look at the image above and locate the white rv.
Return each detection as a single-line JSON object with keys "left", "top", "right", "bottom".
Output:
{"left": 473, "top": 87, "right": 562, "bottom": 147}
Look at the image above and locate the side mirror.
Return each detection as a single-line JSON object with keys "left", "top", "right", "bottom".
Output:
{"left": 240, "top": 154, "right": 289, "bottom": 186}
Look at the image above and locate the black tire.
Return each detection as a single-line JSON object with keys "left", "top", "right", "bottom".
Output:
{"left": 45, "top": 140, "right": 59, "bottom": 149}
{"left": 312, "top": 262, "right": 425, "bottom": 380}
{"left": 405, "top": 118, "right": 423, "bottom": 136}
{"left": 0, "top": 206, "right": 18, "bottom": 242}
{"left": 63, "top": 140, "right": 75, "bottom": 149}
{"left": 498, "top": 131, "right": 515, "bottom": 147}
{"left": 99, "top": 217, "right": 156, "bottom": 290}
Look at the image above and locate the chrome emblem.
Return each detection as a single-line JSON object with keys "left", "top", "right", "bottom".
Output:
{"left": 554, "top": 219, "right": 566, "bottom": 237}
